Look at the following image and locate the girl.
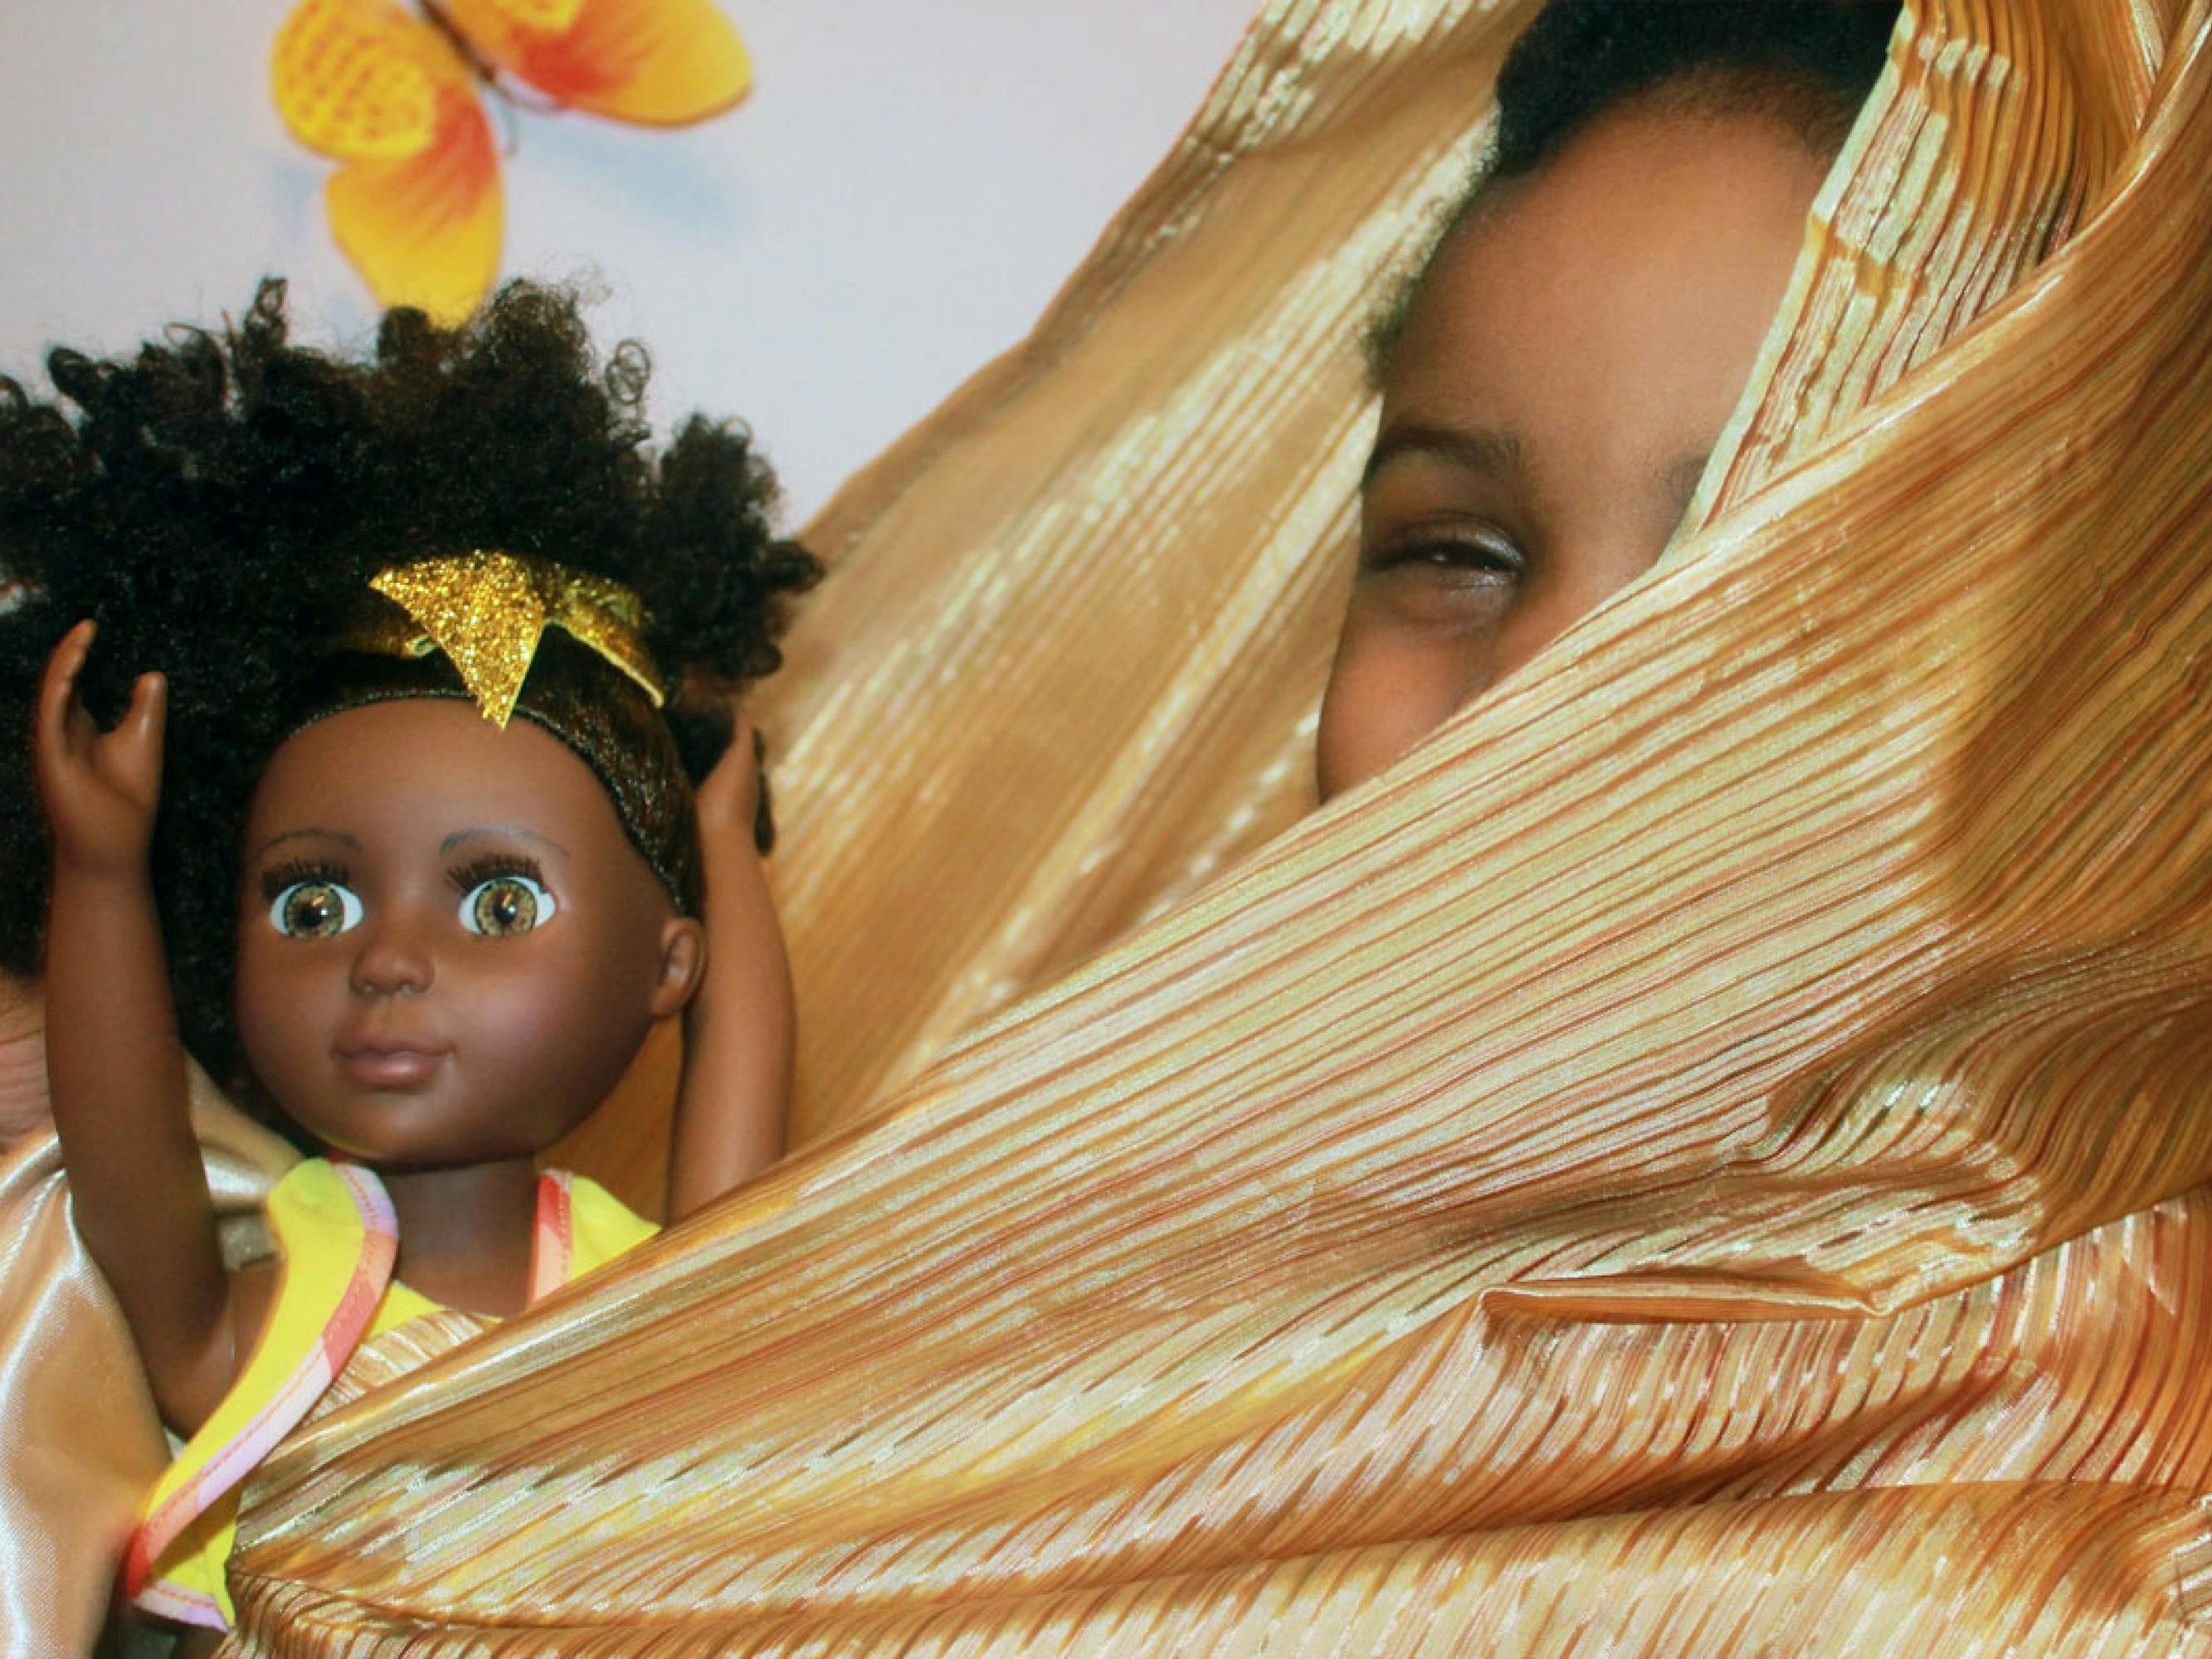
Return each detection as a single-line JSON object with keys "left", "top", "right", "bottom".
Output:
{"left": 1320, "top": 0, "right": 1897, "bottom": 796}
{"left": 0, "top": 278, "right": 821, "bottom": 1632}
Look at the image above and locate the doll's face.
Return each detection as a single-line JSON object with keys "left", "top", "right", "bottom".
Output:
{"left": 234, "top": 698, "right": 700, "bottom": 1167}
{"left": 1315, "top": 104, "right": 1832, "bottom": 800}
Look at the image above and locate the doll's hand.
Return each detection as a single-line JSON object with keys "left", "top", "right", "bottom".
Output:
{"left": 33, "top": 620, "right": 168, "bottom": 876}
{"left": 669, "top": 713, "right": 792, "bottom": 1218}
{"left": 696, "top": 716, "right": 766, "bottom": 854}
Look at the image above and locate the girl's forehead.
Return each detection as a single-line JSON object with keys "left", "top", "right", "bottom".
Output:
{"left": 1380, "top": 108, "right": 1829, "bottom": 469}
{"left": 1406, "top": 107, "right": 1828, "bottom": 344}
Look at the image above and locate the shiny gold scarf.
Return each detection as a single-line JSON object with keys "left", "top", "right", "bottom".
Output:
{"left": 221, "top": 0, "right": 2212, "bottom": 1652}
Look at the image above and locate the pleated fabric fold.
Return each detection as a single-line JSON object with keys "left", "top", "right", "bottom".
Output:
{"left": 222, "top": 0, "right": 2212, "bottom": 1652}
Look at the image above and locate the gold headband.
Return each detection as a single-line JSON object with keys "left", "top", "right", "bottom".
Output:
{"left": 348, "top": 550, "right": 665, "bottom": 728}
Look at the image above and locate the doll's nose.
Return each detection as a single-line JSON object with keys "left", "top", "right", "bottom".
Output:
{"left": 348, "top": 922, "right": 434, "bottom": 996}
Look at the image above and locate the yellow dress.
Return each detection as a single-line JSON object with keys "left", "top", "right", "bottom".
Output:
{"left": 129, "top": 1158, "right": 651, "bottom": 1630}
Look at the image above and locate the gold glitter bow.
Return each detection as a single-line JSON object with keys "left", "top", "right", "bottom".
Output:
{"left": 350, "top": 551, "right": 665, "bottom": 727}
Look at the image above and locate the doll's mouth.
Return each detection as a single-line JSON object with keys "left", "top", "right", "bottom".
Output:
{"left": 334, "top": 1039, "right": 452, "bottom": 1089}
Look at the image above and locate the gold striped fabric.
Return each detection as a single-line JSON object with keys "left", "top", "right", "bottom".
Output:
{"left": 225, "top": 0, "right": 2212, "bottom": 1652}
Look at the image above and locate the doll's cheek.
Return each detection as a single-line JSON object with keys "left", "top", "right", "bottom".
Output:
{"left": 460, "top": 965, "right": 652, "bottom": 1136}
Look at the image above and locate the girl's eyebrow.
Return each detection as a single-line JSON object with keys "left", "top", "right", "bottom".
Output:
{"left": 246, "top": 827, "right": 362, "bottom": 863}
{"left": 1362, "top": 423, "right": 1524, "bottom": 489}
{"left": 439, "top": 826, "right": 572, "bottom": 858}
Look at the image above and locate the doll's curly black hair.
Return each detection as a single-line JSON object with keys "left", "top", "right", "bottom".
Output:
{"left": 0, "top": 279, "right": 821, "bottom": 1097}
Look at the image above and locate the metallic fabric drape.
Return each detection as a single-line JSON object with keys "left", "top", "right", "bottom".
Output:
{"left": 215, "top": 0, "right": 2212, "bottom": 1650}
{"left": 0, "top": 975, "right": 293, "bottom": 1659}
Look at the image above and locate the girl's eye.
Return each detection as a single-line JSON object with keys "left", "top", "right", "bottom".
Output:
{"left": 270, "top": 879, "right": 363, "bottom": 939}
{"left": 460, "top": 874, "right": 556, "bottom": 937}
{"left": 1364, "top": 528, "right": 1524, "bottom": 578}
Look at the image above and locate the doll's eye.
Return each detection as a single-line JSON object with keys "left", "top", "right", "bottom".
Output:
{"left": 460, "top": 874, "right": 556, "bottom": 937}
{"left": 270, "top": 879, "right": 363, "bottom": 939}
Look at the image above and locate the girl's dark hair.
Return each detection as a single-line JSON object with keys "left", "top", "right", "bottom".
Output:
{"left": 1367, "top": 0, "right": 1900, "bottom": 383}
{"left": 0, "top": 280, "right": 821, "bottom": 1093}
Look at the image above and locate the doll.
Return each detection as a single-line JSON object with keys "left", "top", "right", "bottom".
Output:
{"left": 0, "top": 279, "right": 821, "bottom": 1631}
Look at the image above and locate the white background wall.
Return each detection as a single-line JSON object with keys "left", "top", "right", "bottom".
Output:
{"left": 0, "top": 1, "right": 1260, "bottom": 524}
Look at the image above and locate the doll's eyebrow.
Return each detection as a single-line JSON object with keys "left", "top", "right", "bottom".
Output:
{"left": 245, "top": 827, "right": 362, "bottom": 863}
{"left": 439, "top": 826, "right": 572, "bottom": 858}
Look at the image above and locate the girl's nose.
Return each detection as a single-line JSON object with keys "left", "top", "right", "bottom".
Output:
{"left": 1492, "top": 535, "right": 1659, "bottom": 688}
{"left": 348, "top": 920, "right": 434, "bottom": 996}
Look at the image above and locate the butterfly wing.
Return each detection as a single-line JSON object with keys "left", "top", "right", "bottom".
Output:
{"left": 272, "top": 0, "right": 502, "bottom": 323}
{"left": 442, "top": 0, "right": 751, "bottom": 126}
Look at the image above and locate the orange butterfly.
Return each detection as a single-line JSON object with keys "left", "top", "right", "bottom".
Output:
{"left": 272, "top": 0, "right": 749, "bottom": 324}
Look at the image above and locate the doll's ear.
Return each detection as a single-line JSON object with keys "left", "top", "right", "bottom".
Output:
{"left": 649, "top": 917, "right": 707, "bottom": 1019}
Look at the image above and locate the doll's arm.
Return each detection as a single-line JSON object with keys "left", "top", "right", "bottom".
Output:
{"left": 666, "top": 722, "right": 792, "bottom": 1219}
{"left": 35, "top": 621, "right": 237, "bottom": 1432}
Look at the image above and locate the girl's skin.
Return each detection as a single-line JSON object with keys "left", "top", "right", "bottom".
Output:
{"left": 34, "top": 618, "right": 787, "bottom": 1434}
{"left": 1317, "top": 103, "right": 1833, "bottom": 800}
